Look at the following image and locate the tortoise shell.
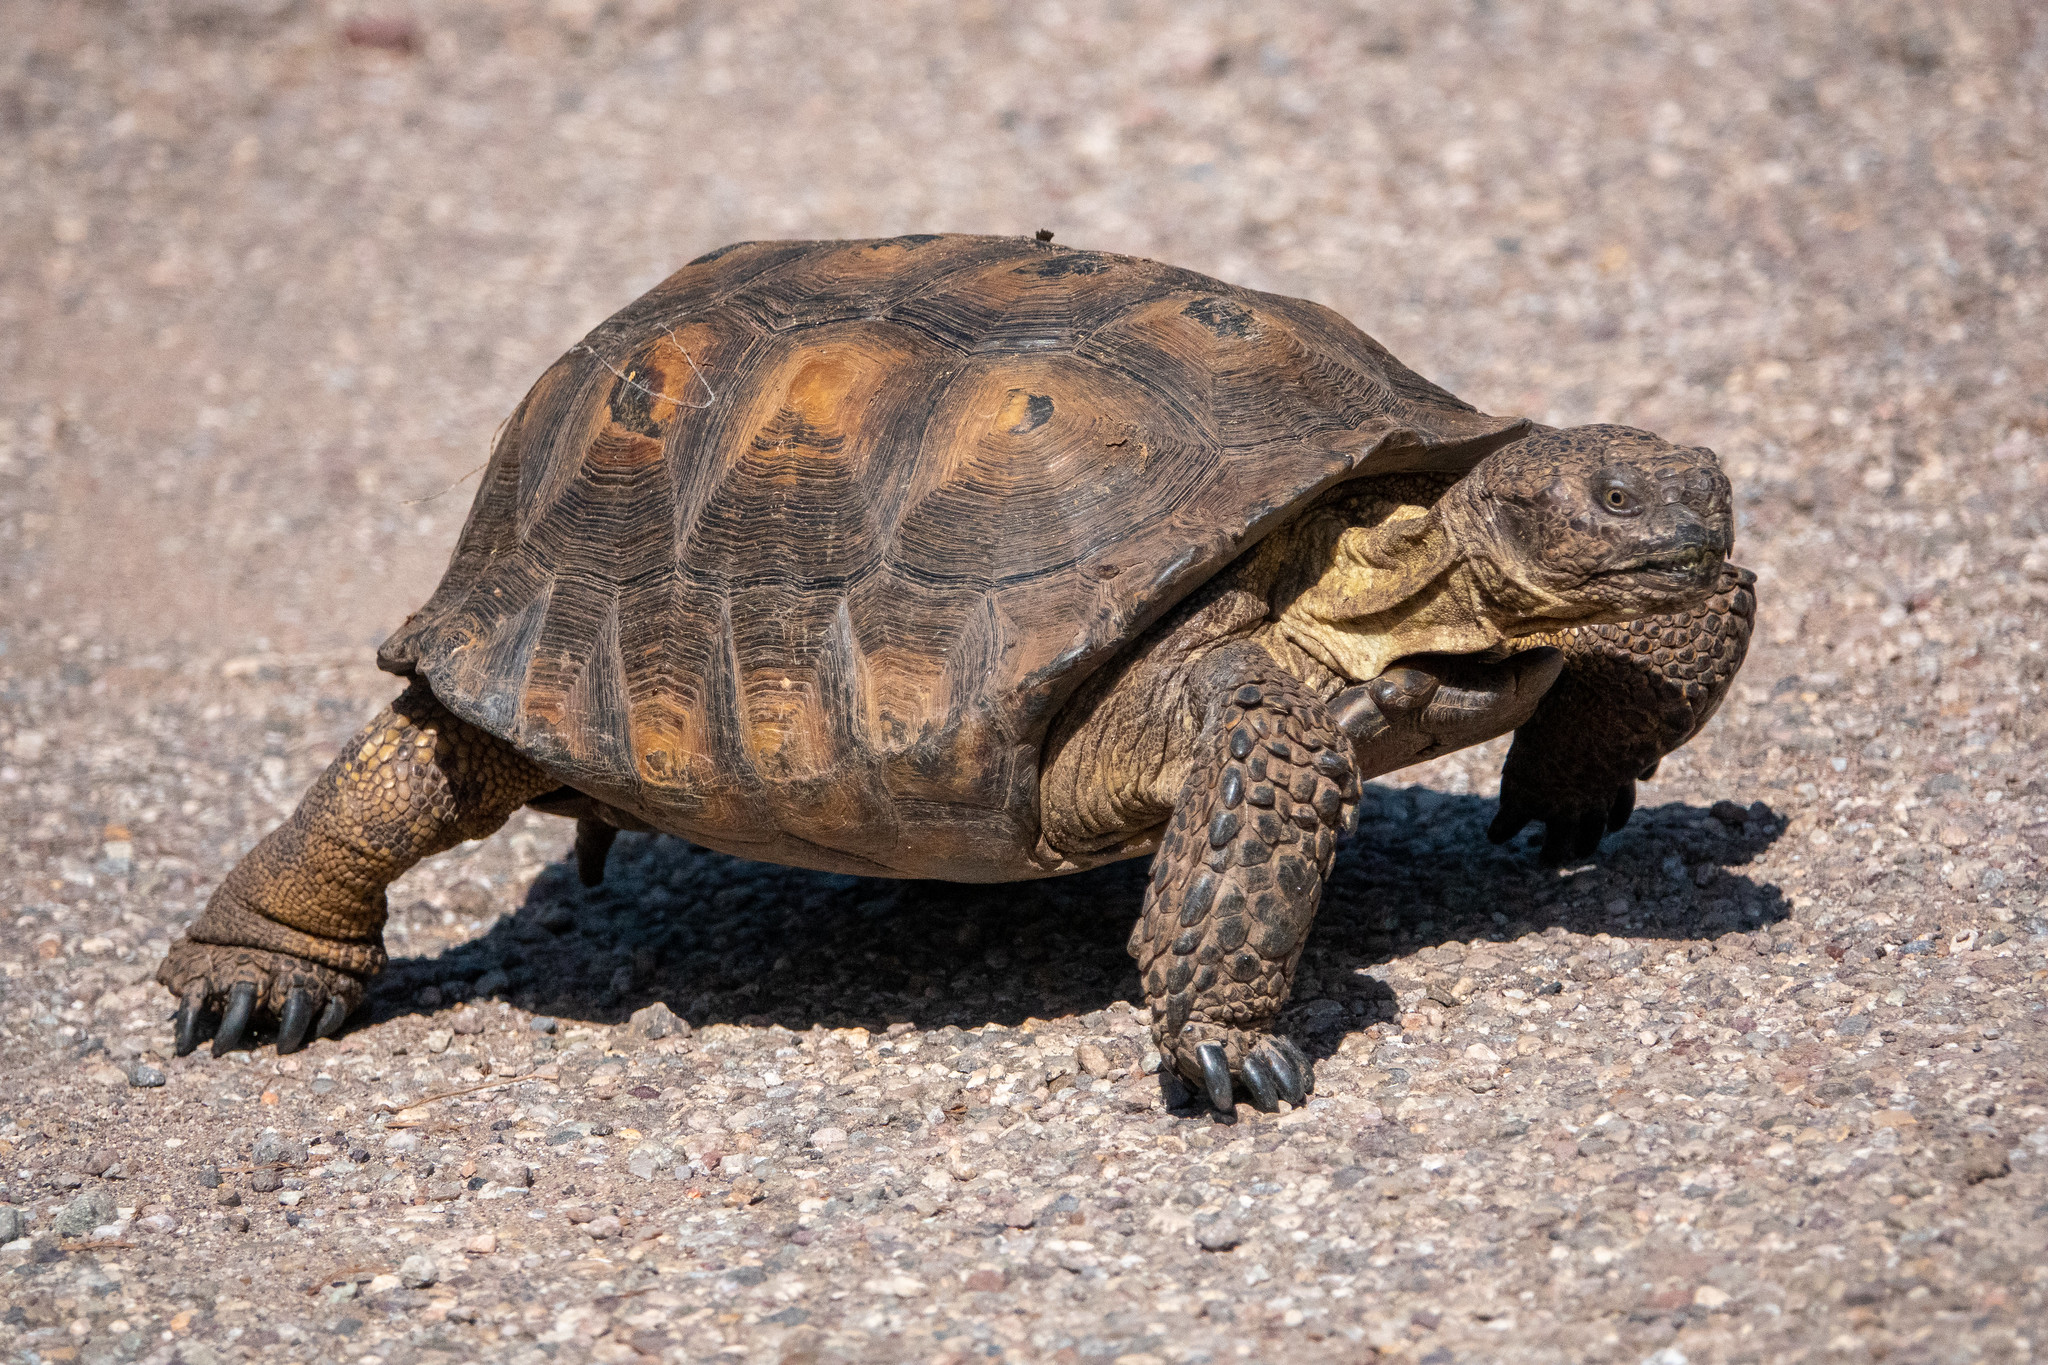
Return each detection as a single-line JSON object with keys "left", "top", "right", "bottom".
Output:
{"left": 379, "top": 234, "right": 1527, "bottom": 879}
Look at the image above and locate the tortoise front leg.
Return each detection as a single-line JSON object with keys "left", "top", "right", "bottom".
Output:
{"left": 1488, "top": 562, "right": 1757, "bottom": 864}
{"left": 1132, "top": 647, "right": 1358, "bottom": 1113}
{"left": 157, "top": 681, "right": 552, "bottom": 1056}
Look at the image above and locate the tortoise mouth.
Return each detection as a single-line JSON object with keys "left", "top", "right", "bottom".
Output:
{"left": 1599, "top": 543, "right": 1722, "bottom": 585}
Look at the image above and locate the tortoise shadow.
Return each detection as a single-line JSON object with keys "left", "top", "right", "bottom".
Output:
{"left": 369, "top": 786, "right": 1791, "bottom": 1060}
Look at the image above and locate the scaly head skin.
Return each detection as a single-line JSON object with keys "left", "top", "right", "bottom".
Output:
{"left": 1275, "top": 424, "right": 1733, "bottom": 685}
{"left": 1450, "top": 424, "right": 1733, "bottom": 623}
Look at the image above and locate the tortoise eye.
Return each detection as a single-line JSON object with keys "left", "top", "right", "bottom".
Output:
{"left": 1602, "top": 486, "right": 1637, "bottom": 513}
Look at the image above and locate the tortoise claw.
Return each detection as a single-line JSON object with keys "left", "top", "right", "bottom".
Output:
{"left": 1195, "top": 1041, "right": 1234, "bottom": 1113}
{"left": 174, "top": 993, "right": 207, "bottom": 1058}
{"left": 1278, "top": 1039, "right": 1315, "bottom": 1097}
{"left": 1262, "top": 1041, "right": 1305, "bottom": 1104}
{"left": 1607, "top": 780, "right": 1637, "bottom": 832}
{"left": 1239, "top": 1054, "right": 1282, "bottom": 1112}
{"left": 275, "top": 988, "right": 316, "bottom": 1055}
{"left": 213, "top": 982, "right": 257, "bottom": 1057}
{"left": 1487, "top": 797, "right": 1534, "bottom": 847}
{"left": 315, "top": 997, "right": 349, "bottom": 1039}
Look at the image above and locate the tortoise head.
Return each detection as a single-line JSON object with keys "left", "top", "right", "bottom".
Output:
{"left": 1452, "top": 424, "right": 1733, "bottom": 622}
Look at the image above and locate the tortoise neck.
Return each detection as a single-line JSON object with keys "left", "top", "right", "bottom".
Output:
{"left": 1268, "top": 484, "right": 1511, "bottom": 684}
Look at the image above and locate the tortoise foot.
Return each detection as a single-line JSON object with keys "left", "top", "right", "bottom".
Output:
{"left": 1159, "top": 1028, "right": 1314, "bottom": 1114}
{"left": 156, "top": 940, "right": 361, "bottom": 1057}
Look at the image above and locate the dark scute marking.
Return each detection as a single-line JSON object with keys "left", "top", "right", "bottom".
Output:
{"left": 1016, "top": 251, "right": 1116, "bottom": 277}
{"left": 1229, "top": 727, "right": 1255, "bottom": 760}
{"left": 1166, "top": 960, "right": 1194, "bottom": 992}
{"left": 1009, "top": 393, "right": 1055, "bottom": 434}
{"left": 1238, "top": 839, "right": 1271, "bottom": 867}
{"left": 1213, "top": 915, "right": 1248, "bottom": 952}
{"left": 1178, "top": 872, "right": 1218, "bottom": 927}
{"left": 1220, "top": 769, "right": 1244, "bottom": 809}
{"left": 1254, "top": 811, "right": 1286, "bottom": 844}
{"left": 1169, "top": 934, "right": 1200, "bottom": 961}
{"left": 1182, "top": 296, "right": 1256, "bottom": 338}
{"left": 1247, "top": 783, "right": 1276, "bottom": 808}
{"left": 1194, "top": 965, "right": 1217, "bottom": 992}
{"left": 1208, "top": 810, "right": 1241, "bottom": 847}
{"left": 1314, "top": 751, "right": 1351, "bottom": 779}
{"left": 1233, "top": 684, "right": 1264, "bottom": 706}
{"left": 687, "top": 240, "right": 757, "bottom": 265}
{"left": 607, "top": 371, "right": 665, "bottom": 438}
{"left": 1229, "top": 951, "right": 1264, "bottom": 982}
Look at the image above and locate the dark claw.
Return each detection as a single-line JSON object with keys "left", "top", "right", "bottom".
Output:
{"left": 1262, "top": 1044, "right": 1305, "bottom": 1104}
{"left": 1158, "top": 1068, "right": 1195, "bottom": 1109}
{"left": 1327, "top": 684, "right": 1388, "bottom": 744}
{"left": 1240, "top": 1054, "right": 1282, "bottom": 1111}
{"left": 275, "top": 988, "right": 316, "bottom": 1055}
{"left": 1607, "top": 780, "right": 1637, "bottom": 832}
{"left": 174, "top": 993, "right": 206, "bottom": 1058}
{"left": 575, "top": 818, "right": 619, "bottom": 888}
{"left": 315, "top": 997, "right": 349, "bottom": 1039}
{"left": 213, "top": 982, "right": 257, "bottom": 1057}
{"left": 1195, "top": 1042, "right": 1234, "bottom": 1113}
{"left": 1487, "top": 799, "right": 1532, "bottom": 846}
{"left": 1366, "top": 666, "right": 1440, "bottom": 718}
{"left": 1278, "top": 1039, "right": 1315, "bottom": 1097}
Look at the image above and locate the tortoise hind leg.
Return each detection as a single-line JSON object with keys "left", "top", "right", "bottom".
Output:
{"left": 1131, "top": 646, "right": 1359, "bottom": 1113}
{"left": 157, "top": 680, "right": 553, "bottom": 1057}
{"left": 574, "top": 818, "right": 620, "bottom": 887}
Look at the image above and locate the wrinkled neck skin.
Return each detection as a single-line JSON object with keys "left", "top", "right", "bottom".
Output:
{"left": 1271, "top": 479, "right": 1600, "bottom": 686}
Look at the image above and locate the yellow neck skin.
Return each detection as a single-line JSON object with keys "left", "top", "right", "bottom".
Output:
{"left": 1275, "top": 502, "right": 1514, "bottom": 682}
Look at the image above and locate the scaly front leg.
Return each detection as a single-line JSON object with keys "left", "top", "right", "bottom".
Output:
{"left": 157, "top": 681, "right": 553, "bottom": 1056}
{"left": 1132, "top": 646, "right": 1356, "bottom": 1113}
{"left": 1489, "top": 562, "right": 1757, "bottom": 863}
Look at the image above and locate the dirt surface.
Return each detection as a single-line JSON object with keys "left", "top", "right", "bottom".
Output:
{"left": 4, "top": 2, "right": 2046, "bottom": 1363}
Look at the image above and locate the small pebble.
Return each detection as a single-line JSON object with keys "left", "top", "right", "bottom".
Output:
{"left": 55, "top": 1191, "right": 115, "bottom": 1237}
{"left": 398, "top": 1253, "right": 439, "bottom": 1288}
{"left": 128, "top": 1063, "right": 166, "bottom": 1088}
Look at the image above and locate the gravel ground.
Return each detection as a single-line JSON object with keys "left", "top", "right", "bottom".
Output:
{"left": 4, "top": 2, "right": 2046, "bottom": 1363}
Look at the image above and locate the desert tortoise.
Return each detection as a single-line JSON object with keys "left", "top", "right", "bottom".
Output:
{"left": 159, "top": 233, "right": 1755, "bottom": 1111}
